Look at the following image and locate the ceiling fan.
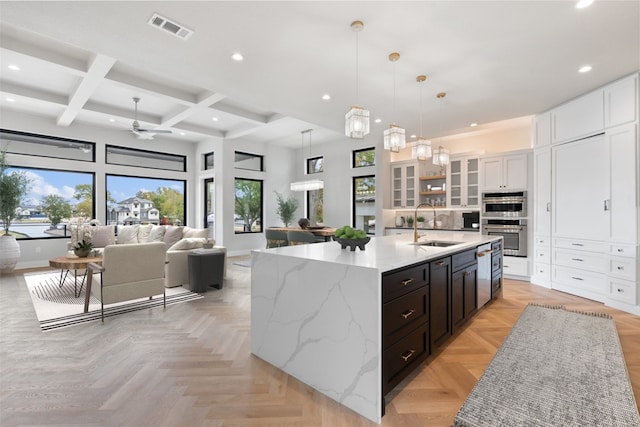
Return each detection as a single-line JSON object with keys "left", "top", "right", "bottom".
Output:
{"left": 129, "top": 97, "right": 172, "bottom": 139}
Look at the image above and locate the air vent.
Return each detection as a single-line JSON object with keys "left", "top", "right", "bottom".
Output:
{"left": 147, "top": 13, "right": 193, "bottom": 40}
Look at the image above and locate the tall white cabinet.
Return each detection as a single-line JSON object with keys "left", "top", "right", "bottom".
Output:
{"left": 447, "top": 156, "right": 480, "bottom": 208}
{"left": 533, "top": 72, "right": 639, "bottom": 315}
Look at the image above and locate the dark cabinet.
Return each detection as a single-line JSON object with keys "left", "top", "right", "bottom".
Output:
{"left": 429, "top": 256, "right": 452, "bottom": 350}
{"left": 382, "top": 262, "right": 429, "bottom": 397}
{"left": 451, "top": 263, "right": 478, "bottom": 332}
{"left": 491, "top": 240, "right": 503, "bottom": 299}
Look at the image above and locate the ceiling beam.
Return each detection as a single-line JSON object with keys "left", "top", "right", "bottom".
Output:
{"left": 57, "top": 54, "right": 116, "bottom": 127}
{"left": 160, "top": 91, "right": 227, "bottom": 127}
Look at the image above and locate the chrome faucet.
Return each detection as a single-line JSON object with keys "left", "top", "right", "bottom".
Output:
{"left": 414, "top": 201, "right": 437, "bottom": 243}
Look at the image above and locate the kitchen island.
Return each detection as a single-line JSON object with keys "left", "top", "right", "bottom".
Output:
{"left": 251, "top": 232, "right": 502, "bottom": 423}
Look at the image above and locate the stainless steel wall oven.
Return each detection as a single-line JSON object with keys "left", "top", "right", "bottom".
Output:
{"left": 482, "top": 218, "right": 527, "bottom": 257}
{"left": 482, "top": 191, "right": 527, "bottom": 217}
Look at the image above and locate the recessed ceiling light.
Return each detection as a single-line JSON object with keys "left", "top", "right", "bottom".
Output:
{"left": 212, "top": 117, "right": 219, "bottom": 122}
{"left": 5, "top": 97, "right": 15, "bottom": 102}
{"left": 322, "top": 94, "right": 331, "bottom": 101}
{"left": 374, "top": 118, "right": 382, "bottom": 124}
{"left": 578, "top": 65, "right": 592, "bottom": 73}
{"left": 180, "top": 132, "right": 186, "bottom": 136}
{"left": 231, "top": 52, "right": 244, "bottom": 61}
{"left": 8, "top": 64, "right": 20, "bottom": 71}
{"left": 575, "top": 0, "right": 594, "bottom": 9}
{"left": 470, "top": 123, "right": 478, "bottom": 127}
{"left": 109, "top": 118, "right": 116, "bottom": 123}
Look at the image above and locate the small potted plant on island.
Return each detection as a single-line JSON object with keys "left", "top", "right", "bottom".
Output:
{"left": 0, "top": 149, "right": 31, "bottom": 273}
{"left": 406, "top": 216, "right": 414, "bottom": 228}
{"left": 416, "top": 216, "right": 425, "bottom": 228}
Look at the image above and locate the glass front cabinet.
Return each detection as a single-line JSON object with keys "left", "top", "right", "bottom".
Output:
{"left": 447, "top": 156, "right": 479, "bottom": 208}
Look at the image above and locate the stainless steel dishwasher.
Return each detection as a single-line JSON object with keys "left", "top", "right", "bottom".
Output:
{"left": 476, "top": 243, "right": 492, "bottom": 307}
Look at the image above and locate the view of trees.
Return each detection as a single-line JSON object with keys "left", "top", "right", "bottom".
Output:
{"left": 234, "top": 178, "right": 262, "bottom": 233}
{"left": 40, "top": 194, "right": 72, "bottom": 229}
{"left": 137, "top": 187, "right": 184, "bottom": 224}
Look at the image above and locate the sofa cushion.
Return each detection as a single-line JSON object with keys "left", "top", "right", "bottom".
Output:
{"left": 117, "top": 225, "right": 139, "bottom": 244}
{"left": 163, "top": 226, "right": 183, "bottom": 249}
{"left": 142, "top": 225, "right": 166, "bottom": 243}
{"left": 168, "top": 237, "right": 206, "bottom": 251}
{"left": 137, "top": 224, "right": 153, "bottom": 242}
{"left": 183, "top": 226, "right": 208, "bottom": 239}
{"left": 90, "top": 226, "right": 116, "bottom": 247}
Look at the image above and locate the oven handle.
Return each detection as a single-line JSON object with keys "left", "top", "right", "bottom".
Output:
{"left": 482, "top": 198, "right": 525, "bottom": 204}
{"left": 484, "top": 226, "right": 524, "bottom": 233}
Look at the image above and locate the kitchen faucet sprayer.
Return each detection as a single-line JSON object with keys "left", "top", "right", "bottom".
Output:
{"left": 414, "top": 201, "right": 437, "bottom": 243}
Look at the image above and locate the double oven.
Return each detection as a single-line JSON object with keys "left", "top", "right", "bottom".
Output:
{"left": 482, "top": 191, "right": 527, "bottom": 257}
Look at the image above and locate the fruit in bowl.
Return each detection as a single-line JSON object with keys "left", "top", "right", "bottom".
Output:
{"left": 333, "top": 225, "right": 370, "bottom": 251}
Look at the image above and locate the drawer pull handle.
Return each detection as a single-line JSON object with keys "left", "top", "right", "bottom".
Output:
{"left": 617, "top": 248, "right": 624, "bottom": 253}
{"left": 401, "top": 309, "right": 416, "bottom": 319}
{"left": 617, "top": 266, "right": 624, "bottom": 271}
{"left": 401, "top": 278, "right": 414, "bottom": 286}
{"left": 617, "top": 288, "right": 624, "bottom": 293}
{"left": 401, "top": 349, "right": 416, "bottom": 362}
{"left": 435, "top": 261, "right": 446, "bottom": 267}
{"left": 571, "top": 276, "right": 584, "bottom": 281}
{"left": 571, "top": 258, "right": 584, "bottom": 262}
{"left": 464, "top": 271, "right": 470, "bottom": 277}
{"left": 571, "top": 243, "right": 584, "bottom": 247}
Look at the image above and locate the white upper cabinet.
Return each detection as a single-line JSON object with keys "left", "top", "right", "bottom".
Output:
{"left": 551, "top": 90, "right": 604, "bottom": 144}
{"left": 534, "top": 112, "right": 552, "bottom": 148}
{"left": 391, "top": 161, "right": 419, "bottom": 209}
{"left": 480, "top": 153, "right": 528, "bottom": 191}
{"left": 604, "top": 74, "right": 638, "bottom": 128}
{"left": 447, "top": 156, "right": 479, "bottom": 208}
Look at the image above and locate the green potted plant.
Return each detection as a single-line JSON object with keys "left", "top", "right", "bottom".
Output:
{"left": 274, "top": 191, "right": 299, "bottom": 227}
{"left": 0, "top": 149, "right": 31, "bottom": 273}
{"left": 406, "top": 216, "right": 414, "bottom": 228}
{"left": 73, "top": 239, "right": 94, "bottom": 258}
{"left": 416, "top": 216, "right": 425, "bottom": 227}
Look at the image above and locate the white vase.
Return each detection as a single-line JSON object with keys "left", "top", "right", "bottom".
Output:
{"left": 0, "top": 234, "right": 20, "bottom": 273}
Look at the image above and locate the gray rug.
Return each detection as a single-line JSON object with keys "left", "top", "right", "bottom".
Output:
{"left": 453, "top": 303, "right": 640, "bottom": 427}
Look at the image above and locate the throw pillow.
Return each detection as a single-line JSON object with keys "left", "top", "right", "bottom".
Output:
{"left": 137, "top": 224, "right": 153, "bottom": 242}
{"left": 168, "top": 237, "right": 206, "bottom": 251}
{"left": 163, "top": 226, "right": 183, "bottom": 249}
{"left": 117, "top": 225, "right": 139, "bottom": 244}
{"left": 144, "top": 225, "right": 166, "bottom": 243}
{"left": 90, "top": 226, "right": 115, "bottom": 247}
{"left": 183, "top": 226, "right": 208, "bottom": 239}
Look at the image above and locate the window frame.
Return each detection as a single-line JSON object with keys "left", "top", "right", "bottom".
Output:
{"left": 306, "top": 156, "right": 324, "bottom": 174}
{"left": 106, "top": 144, "right": 187, "bottom": 172}
{"left": 233, "top": 177, "right": 263, "bottom": 234}
{"left": 352, "top": 147, "right": 376, "bottom": 168}
{"left": 234, "top": 151, "right": 264, "bottom": 172}
{"left": 352, "top": 174, "right": 376, "bottom": 235}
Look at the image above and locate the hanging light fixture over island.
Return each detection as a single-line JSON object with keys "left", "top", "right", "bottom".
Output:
{"left": 383, "top": 52, "right": 406, "bottom": 152}
{"left": 345, "top": 20, "right": 370, "bottom": 139}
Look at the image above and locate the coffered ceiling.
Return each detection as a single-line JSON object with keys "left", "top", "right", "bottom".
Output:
{"left": 0, "top": 1, "right": 638, "bottom": 148}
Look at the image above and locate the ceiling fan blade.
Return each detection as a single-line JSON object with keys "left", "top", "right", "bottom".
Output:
{"left": 137, "top": 128, "right": 172, "bottom": 134}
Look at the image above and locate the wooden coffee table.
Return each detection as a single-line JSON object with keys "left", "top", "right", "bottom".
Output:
{"left": 49, "top": 255, "right": 103, "bottom": 299}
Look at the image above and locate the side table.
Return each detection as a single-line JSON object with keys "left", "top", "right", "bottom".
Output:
{"left": 49, "top": 255, "right": 103, "bottom": 298}
{"left": 187, "top": 249, "right": 225, "bottom": 292}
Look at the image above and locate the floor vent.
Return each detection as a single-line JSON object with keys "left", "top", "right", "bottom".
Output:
{"left": 147, "top": 13, "right": 194, "bottom": 40}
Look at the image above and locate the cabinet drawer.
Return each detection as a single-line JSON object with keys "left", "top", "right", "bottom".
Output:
{"left": 382, "top": 323, "right": 429, "bottom": 396}
{"left": 552, "top": 265, "right": 607, "bottom": 301}
{"left": 383, "top": 286, "right": 428, "bottom": 348}
{"left": 553, "top": 248, "right": 606, "bottom": 274}
{"left": 535, "top": 247, "right": 551, "bottom": 264}
{"left": 491, "top": 240, "right": 502, "bottom": 253}
{"left": 608, "top": 257, "right": 637, "bottom": 281}
{"left": 383, "top": 263, "right": 428, "bottom": 303}
{"left": 452, "top": 248, "right": 477, "bottom": 272}
{"left": 534, "top": 236, "right": 551, "bottom": 246}
{"left": 533, "top": 262, "right": 551, "bottom": 282}
{"left": 609, "top": 244, "right": 638, "bottom": 259}
{"left": 491, "top": 252, "right": 502, "bottom": 274}
{"left": 553, "top": 238, "right": 604, "bottom": 253}
{"left": 491, "top": 274, "right": 502, "bottom": 299}
{"left": 608, "top": 278, "right": 638, "bottom": 305}
{"left": 503, "top": 256, "right": 528, "bottom": 276}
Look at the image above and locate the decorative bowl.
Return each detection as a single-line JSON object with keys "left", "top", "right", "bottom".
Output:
{"left": 334, "top": 236, "right": 371, "bottom": 251}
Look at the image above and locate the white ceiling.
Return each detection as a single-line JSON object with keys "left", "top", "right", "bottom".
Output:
{"left": 0, "top": 1, "right": 638, "bottom": 148}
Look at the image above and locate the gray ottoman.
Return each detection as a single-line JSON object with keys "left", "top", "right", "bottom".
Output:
{"left": 187, "top": 249, "right": 225, "bottom": 292}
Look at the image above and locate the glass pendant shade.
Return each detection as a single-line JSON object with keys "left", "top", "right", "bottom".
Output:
{"left": 432, "top": 146, "right": 450, "bottom": 166}
{"left": 290, "top": 179, "right": 324, "bottom": 192}
{"left": 345, "top": 106, "right": 370, "bottom": 139}
{"left": 412, "top": 138, "right": 432, "bottom": 160}
{"left": 383, "top": 124, "right": 406, "bottom": 153}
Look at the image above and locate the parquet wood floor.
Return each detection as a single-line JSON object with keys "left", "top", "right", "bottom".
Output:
{"left": 1, "top": 258, "right": 638, "bottom": 426}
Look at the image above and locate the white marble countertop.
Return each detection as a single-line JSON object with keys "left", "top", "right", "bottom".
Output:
{"left": 255, "top": 233, "right": 501, "bottom": 273}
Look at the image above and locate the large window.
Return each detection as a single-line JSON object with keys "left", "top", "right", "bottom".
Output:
{"left": 106, "top": 175, "right": 185, "bottom": 226}
{"left": 353, "top": 175, "right": 376, "bottom": 235}
{"left": 204, "top": 177, "right": 215, "bottom": 238}
{"left": 2, "top": 166, "right": 94, "bottom": 240}
{"left": 353, "top": 147, "right": 375, "bottom": 168}
{"left": 234, "top": 178, "right": 263, "bottom": 233}
{"left": 306, "top": 188, "right": 324, "bottom": 225}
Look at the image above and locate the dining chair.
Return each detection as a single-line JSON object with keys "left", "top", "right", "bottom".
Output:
{"left": 265, "top": 229, "right": 288, "bottom": 248}
{"left": 287, "top": 230, "right": 317, "bottom": 246}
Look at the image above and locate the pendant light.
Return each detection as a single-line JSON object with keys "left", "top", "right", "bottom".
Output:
{"left": 412, "top": 75, "right": 432, "bottom": 161}
{"left": 383, "top": 52, "right": 406, "bottom": 152}
{"left": 345, "top": 20, "right": 370, "bottom": 139}
{"left": 290, "top": 129, "right": 324, "bottom": 192}
{"left": 432, "top": 92, "right": 450, "bottom": 170}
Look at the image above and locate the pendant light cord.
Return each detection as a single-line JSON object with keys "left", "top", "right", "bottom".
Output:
{"left": 355, "top": 30, "right": 359, "bottom": 105}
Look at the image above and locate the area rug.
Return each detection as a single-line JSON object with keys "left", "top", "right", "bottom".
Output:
{"left": 24, "top": 271, "right": 203, "bottom": 331}
{"left": 232, "top": 259, "right": 251, "bottom": 268}
{"left": 453, "top": 303, "right": 640, "bottom": 427}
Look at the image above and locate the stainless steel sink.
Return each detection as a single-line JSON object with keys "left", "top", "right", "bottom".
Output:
{"left": 410, "top": 240, "right": 459, "bottom": 247}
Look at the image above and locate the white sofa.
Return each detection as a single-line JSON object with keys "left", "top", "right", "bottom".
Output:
{"left": 69, "top": 223, "right": 226, "bottom": 288}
